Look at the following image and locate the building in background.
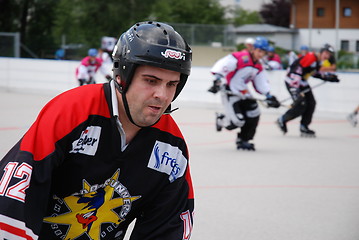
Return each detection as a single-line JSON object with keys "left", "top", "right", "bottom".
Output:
{"left": 220, "top": 0, "right": 271, "bottom": 11}
{"left": 229, "top": 23, "right": 297, "bottom": 50}
{"left": 290, "top": 0, "right": 359, "bottom": 53}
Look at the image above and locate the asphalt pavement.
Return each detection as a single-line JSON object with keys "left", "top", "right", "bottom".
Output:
{"left": 1, "top": 88, "right": 359, "bottom": 240}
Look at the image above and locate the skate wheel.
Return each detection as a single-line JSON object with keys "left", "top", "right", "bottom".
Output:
{"left": 300, "top": 133, "right": 316, "bottom": 138}
{"left": 236, "top": 146, "right": 256, "bottom": 151}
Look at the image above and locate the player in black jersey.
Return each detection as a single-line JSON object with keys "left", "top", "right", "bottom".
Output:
{"left": 0, "top": 21, "right": 194, "bottom": 240}
{"left": 276, "top": 47, "right": 339, "bottom": 137}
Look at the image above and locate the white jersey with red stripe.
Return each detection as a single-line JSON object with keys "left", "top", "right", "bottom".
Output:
{"left": 211, "top": 49, "right": 271, "bottom": 97}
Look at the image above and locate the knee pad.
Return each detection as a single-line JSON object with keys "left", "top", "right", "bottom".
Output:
{"left": 231, "top": 112, "right": 245, "bottom": 128}
{"left": 246, "top": 107, "right": 261, "bottom": 118}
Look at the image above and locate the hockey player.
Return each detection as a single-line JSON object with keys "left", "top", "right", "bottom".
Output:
{"left": 244, "top": 37, "right": 255, "bottom": 51}
{"left": 97, "top": 48, "right": 112, "bottom": 64}
{"left": 208, "top": 36, "right": 281, "bottom": 151}
{"left": 75, "top": 48, "right": 112, "bottom": 86}
{"left": 319, "top": 43, "right": 336, "bottom": 72}
{"left": 0, "top": 21, "right": 194, "bottom": 240}
{"left": 276, "top": 46, "right": 340, "bottom": 137}
{"left": 347, "top": 105, "right": 359, "bottom": 127}
{"left": 264, "top": 46, "right": 283, "bottom": 70}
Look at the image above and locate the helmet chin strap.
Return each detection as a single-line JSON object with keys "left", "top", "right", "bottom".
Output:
{"left": 114, "top": 80, "right": 162, "bottom": 128}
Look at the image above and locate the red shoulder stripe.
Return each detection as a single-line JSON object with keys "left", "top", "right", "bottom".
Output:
{"left": 185, "top": 165, "right": 194, "bottom": 199}
{"left": 20, "top": 84, "right": 111, "bottom": 161}
{"left": 152, "top": 114, "right": 184, "bottom": 140}
{"left": 299, "top": 52, "right": 317, "bottom": 67}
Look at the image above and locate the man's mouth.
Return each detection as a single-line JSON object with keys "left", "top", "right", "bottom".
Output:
{"left": 149, "top": 105, "right": 162, "bottom": 112}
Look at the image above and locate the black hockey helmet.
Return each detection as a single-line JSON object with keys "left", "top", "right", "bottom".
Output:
{"left": 320, "top": 43, "right": 334, "bottom": 54}
{"left": 112, "top": 21, "right": 192, "bottom": 101}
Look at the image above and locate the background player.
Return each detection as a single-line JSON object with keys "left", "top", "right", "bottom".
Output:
{"left": 208, "top": 36, "right": 280, "bottom": 151}
{"left": 276, "top": 46, "right": 339, "bottom": 137}
{"left": 347, "top": 104, "right": 359, "bottom": 127}
{"left": 264, "top": 45, "right": 283, "bottom": 70}
{"left": 75, "top": 48, "right": 111, "bottom": 85}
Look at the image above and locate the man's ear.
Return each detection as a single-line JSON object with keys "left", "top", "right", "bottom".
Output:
{"left": 116, "top": 75, "right": 124, "bottom": 88}
{"left": 116, "top": 75, "right": 121, "bottom": 84}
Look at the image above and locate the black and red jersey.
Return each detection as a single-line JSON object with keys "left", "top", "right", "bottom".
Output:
{"left": 0, "top": 81, "right": 194, "bottom": 240}
{"left": 285, "top": 52, "right": 319, "bottom": 88}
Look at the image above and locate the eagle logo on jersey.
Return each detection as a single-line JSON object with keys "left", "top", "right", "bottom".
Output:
{"left": 43, "top": 169, "right": 141, "bottom": 239}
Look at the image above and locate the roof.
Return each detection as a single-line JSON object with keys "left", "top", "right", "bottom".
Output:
{"left": 230, "top": 24, "right": 297, "bottom": 33}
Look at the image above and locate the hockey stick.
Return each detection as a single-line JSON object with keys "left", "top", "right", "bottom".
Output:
{"left": 221, "top": 89, "right": 287, "bottom": 108}
{"left": 279, "top": 81, "right": 326, "bottom": 103}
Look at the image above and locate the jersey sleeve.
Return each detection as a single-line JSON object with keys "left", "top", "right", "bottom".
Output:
{"left": 0, "top": 84, "right": 110, "bottom": 239}
{"left": 210, "top": 54, "right": 238, "bottom": 77}
{"left": 0, "top": 98, "right": 70, "bottom": 239}
{"left": 130, "top": 165, "right": 194, "bottom": 240}
{"left": 252, "top": 70, "right": 271, "bottom": 95}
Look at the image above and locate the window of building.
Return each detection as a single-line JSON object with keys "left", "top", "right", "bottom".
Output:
{"left": 356, "top": 41, "right": 359, "bottom": 52}
{"left": 341, "top": 40, "right": 349, "bottom": 51}
{"left": 317, "top": 7, "right": 325, "bottom": 17}
{"left": 343, "top": 7, "right": 352, "bottom": 17}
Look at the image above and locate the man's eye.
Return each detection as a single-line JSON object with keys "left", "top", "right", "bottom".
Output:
{"left": 168, "top": 82, "right": 179, "bottom": 87}
{"left": 146, "top": 78, "right": 157, "bottom": 84}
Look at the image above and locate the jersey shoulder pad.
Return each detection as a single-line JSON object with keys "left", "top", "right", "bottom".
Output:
{"left": 152, "top": 114, "right": 184, "bottom": 140}
{"left": 299, "top": 52, "right": 317, "bottom": 68}
{"left": 21, "top": 84, "right": 110, "bottom": 160}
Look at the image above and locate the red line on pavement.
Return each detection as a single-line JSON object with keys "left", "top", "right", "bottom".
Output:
{"left": 0, "top": 127, "right": 21, "bottom": 131}
{"left": 196, "top": 185, "right": 359, "bottom": 190}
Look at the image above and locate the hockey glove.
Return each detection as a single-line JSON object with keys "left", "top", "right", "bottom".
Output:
{"left": 265, "top": 94, "right": 281, "bottom": 108}
{"left": 323, "top": 73, "right": 340, "bottom": 82}
{"left": 208, "top": 79, "right": 222, "bottom": 94}
{"left": 105, "top": 75, "right": 112, "bottom": 81}
{"left": 312, "top": 72, "right": 340, "bottom": 83}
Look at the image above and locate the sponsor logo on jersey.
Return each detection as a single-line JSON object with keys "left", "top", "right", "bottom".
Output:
{"left": 161, "top": 49, "right": 186, "bottom": 60}
{"left": 242, "top": 55, "right": 249, "bottom": 63}
{"left": 148, "top": 141, "right": 188, "bottom": 182}
{"left": 70, "top": 126, "right": 101, "bottom": 156}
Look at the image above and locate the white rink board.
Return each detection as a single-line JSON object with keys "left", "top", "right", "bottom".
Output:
{"left": 1, "top": 57, "right": 358, "bottom": 113}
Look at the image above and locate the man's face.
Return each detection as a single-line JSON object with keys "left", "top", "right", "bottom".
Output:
{"left": 125, "top": 65, "right": 181, "bottom": 127}
{"left": 267, "top": 51, "right": 274, "bottom": 57}
{"left": 252, "top": 48, "right": 266, "bottom": 61}
{"left": 320, "top": 50, "right": 331, "bottom": 61}
{"left": 89, "top": 56, "right": 96, "bottom": 63}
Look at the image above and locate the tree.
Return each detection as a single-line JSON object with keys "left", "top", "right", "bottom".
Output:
{"left": 149, "top": 0, "right": 226, "bottom": 24}
{"left": 1, "top": 0, "right": 229, "bottom": 59}
{"left": 259, "top": 0, "right": 290, "bottom": 27}
{"left": 229, "top": 7, "right": 262, "bottom": 26}
{"left": 0, "top": 0, "right": 58, "bottom": 57}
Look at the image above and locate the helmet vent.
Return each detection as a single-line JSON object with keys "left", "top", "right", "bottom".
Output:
{"left": 163, "top": 30, "right": 168, "bottom": 35}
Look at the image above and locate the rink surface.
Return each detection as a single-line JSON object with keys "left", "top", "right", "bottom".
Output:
{"left": 1, "top": 88, "right": 359, "bottom": 240}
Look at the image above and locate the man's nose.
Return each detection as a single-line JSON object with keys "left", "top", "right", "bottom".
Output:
{"left": 153, "top": 84, "right": 168, "bottom": 100}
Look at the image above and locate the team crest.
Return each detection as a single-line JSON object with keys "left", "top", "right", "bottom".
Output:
{"left": 242, "top": 55, "right": 249, "bottom": 63}
{"left": 43, "top": 169, "right": 141, "bottom": 239}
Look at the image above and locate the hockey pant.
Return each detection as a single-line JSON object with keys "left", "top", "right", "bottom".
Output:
{"left": 281, "top": 82, "right": 316, "bottom": 126}
{"left": 221, "top": 93, "right": 260, "bottom": 141}
{"left": 77, "top": 65, "right": 96, "bottom": 85}
{"left": 78, "top": 77, "right": 95, "bottom": 86}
